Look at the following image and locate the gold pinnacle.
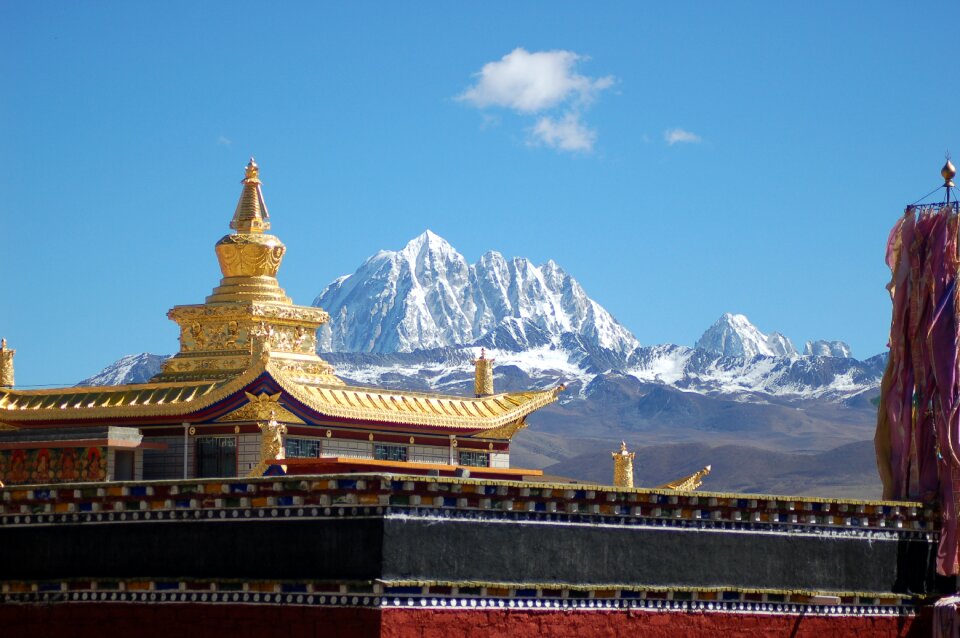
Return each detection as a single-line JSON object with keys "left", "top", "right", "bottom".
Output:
{"left": 244, "top": 157, "right": 260, "bottom": 182}
{"left": 943, "top": 158, "right": 956, "bottom": 188}
{"left": 230, "top": 157, "right": 270, "bottom": 234}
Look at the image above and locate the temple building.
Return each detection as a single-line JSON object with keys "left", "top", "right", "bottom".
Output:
{"left": 0, "top": 159, "right": 947, "bottom": 637}
{"left": 0, "top": 160, "right": 561, "bottom": 484}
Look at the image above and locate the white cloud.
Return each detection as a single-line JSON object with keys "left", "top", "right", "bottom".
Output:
{"left": 458, "top": 48, "right": 613, "bottom": 113}
{"left": 457, "top": 48, "right": 613, "bottom": 153}
{"left": 530, "top": 113, "right": 596, "bottom": 152}
{"left": 664, "top": 128, "right": 702, "bottom": 145}
{"left": 217, "top": 135, "right": 232, "bottom": 146}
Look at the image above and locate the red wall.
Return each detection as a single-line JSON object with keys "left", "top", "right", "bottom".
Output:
{"left": 382, "top": 609, "right": 929, "bottom": 638}
{"left": 0, "top": 604, "right": 930, "bottom": 637}
{"left": 0, "top": 604, "right": 380, "bottom": 638}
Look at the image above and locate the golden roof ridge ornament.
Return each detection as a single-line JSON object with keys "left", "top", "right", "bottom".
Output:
{"left": 612, "top": 440, "right": 635, "bottom": 488}
{"left": 474, "top": 348, "right": 494, "bottom": 397}
{"left": 0, "top": 339, "right": 14, "bottom": 388}
{"left": 943, "top": 157, "right": 956, "bottom": 188}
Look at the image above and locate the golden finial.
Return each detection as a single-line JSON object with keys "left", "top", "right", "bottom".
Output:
{"left": 244, "top": 157, "right": 260, "bottom": 182}
{"left": 943, "top": 157, "right": 956, "bottom": 188}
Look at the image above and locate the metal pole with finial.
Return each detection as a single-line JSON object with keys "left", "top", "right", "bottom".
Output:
{"left": 943, "top": 156, "right": 956, "bottom": 206}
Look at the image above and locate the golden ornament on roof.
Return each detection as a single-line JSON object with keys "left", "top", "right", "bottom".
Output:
{"left": 942, "top": 158, "right": 956, "bottom": 188}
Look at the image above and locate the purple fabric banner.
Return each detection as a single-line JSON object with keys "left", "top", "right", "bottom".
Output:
{"left": 877, "top": 204, "right": 960, "bottom": 575}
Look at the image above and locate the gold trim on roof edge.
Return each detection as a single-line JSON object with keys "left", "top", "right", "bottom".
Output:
{"left": 466, "top": 418, "right": 528, "bottom": 441}
{"left": 0, "top": 357, "right": 560, "bottom": 431}
{"left": 657, "top": 465, "right": 712, "bottom": 491}
{"left": 270, "top": 368, "right": 560, "bottom": 431}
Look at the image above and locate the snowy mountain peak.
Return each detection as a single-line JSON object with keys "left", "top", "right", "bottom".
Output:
{"left": 804, "top": 340, "right": 853, "bottom": 358}
{"left": 77, "top": 353, "right": 170, "bottom": 386}
{"left": 695, "top": 313, "right": 798, "bottom": 358}
{"left": 314, "top": 232, "right": 639, "bottom": 356}
{"left": 401, "top": 229, "right": 459, "bottom": 258}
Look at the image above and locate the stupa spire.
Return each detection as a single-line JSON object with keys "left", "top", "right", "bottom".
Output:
{"left": 231, "top": 158, "right": 270, "bottom": 234}
{"left": 207, "top": 159, "right": 290, "bottom": 304}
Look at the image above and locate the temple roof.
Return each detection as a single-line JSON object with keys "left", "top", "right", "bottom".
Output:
{"left": 0, "top": 356, "right": 560, "bottom": 437}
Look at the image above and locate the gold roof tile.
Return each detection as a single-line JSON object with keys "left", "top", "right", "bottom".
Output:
{"left": 0, "top": 358, "right": 562, "bottom": 438}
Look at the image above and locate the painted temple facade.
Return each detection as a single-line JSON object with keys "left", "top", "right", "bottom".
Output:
{"left": 0, "top": 160, "right": 561, "bottom": 485}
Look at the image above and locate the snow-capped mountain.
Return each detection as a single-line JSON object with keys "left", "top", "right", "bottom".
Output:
{"left": 804, "top": 340, "right": 853, "bottom": 358}
{"left": 79, "top": 235, "right": 879, "bottom": 405}
{"left": 695, "top": 313, "right": 799, "bottom": 358}
{"left": 314, "top": 230, "right": 639, "bottom": 358}
{"left": 78, "top": 353, "right": 170, "bottom": 386}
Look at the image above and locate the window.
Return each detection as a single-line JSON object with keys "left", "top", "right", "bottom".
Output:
{"left": 374, "top": 444, "right": 407, "bottom": 462}
{"left": 197, "top": 437, "right": 237, "bottom": 478}
{"left": 458, "top": 450, "right": 489, "bottom": 467}
{"left": 286, "top": 438, "right": 321, "bottom": 458}
{"left": 114, "top": 450, "right": 135, "bottom": 481}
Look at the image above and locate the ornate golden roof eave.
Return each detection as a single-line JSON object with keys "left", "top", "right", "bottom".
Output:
{"left": 465, "top": 418, "right": 527, "bottom": 441}
{"left": 0, "top": 358, "right": 271, "bottom": 422}
{"left": 268, "top": 363, "right": 563, "bottom": 432}
{"left": 0, "top": 356, "right": 562, "bottom": 431}
{"left": 657, "top": 465, "right": 712, "bottom": 492}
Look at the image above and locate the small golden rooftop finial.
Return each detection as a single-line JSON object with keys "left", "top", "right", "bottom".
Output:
{"left": 244, "top": 157, "right": 260, "bottom": 182}
{"left": 943, "top": 157, "right": 956, "bottom": 188}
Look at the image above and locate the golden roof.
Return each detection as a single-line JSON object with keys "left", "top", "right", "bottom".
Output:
{"left": 0, "top": 356, "right": 560, "bottom": 438}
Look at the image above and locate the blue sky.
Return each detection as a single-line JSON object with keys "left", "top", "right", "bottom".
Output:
{"left": 3, "top": 3, "right": 959, "bottom": 386}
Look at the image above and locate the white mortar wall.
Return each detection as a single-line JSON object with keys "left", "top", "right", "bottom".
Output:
{"left": 238, "top": 434, "right": 260, "bottom": 476}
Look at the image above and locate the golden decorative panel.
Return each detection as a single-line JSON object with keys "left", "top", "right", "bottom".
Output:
{"left": 216, "top": 391, "right": 305, "bottom": 424}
